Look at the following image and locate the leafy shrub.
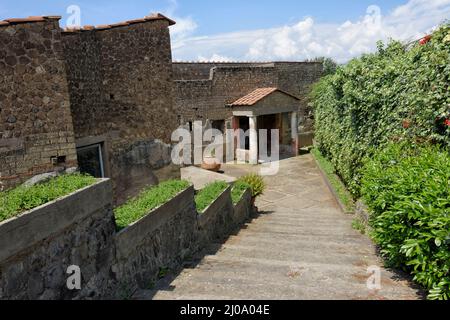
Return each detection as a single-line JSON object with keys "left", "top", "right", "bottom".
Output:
{"left": 231, "top": 181, "right": 251, "bottom": 205}
{"left": 237, "top": 174, "right": 266, "bottom": 198}
{"left": 312, "top": 24, "right": 450, "bottom": 196}
{"left": 361, "top": 142, "right": 450, "bottom": 300}
{"left": 115, "top": 180, "right": 190, "bottom": 230}
{"left": 0, "top": 173, "right": 96, "bottom": 222}
{"left": 195, "top": 181, "right": 229, "bottom": 213}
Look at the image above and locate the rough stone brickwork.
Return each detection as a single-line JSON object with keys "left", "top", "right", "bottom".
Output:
{"left": 0, "top": 17, "right": 78, "bottom": 190}
{"left": 62, "top": 17, "right": 178, "bottom": 204}
{"left": 114, "top": 187, "right": 198, "bottom": 294}
{"left": 0, "top": 178, "right": 252, "bottom": 300}
{"left": 173, "top": 62, "right": 323, "bottom": 132}
{"left": 0, "top": 180, "right": 116, "bottom": 300}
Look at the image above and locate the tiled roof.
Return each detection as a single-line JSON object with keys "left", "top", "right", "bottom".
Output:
{"left": 0, "top": 16, "right": 61, "bottom": 27}
{"left": 62, "top": 13, "right": 175, "bottom": 33}
{"left": 0, "top": 13, "right": 175, "bottom": 30}
{"left": 229, "top": 88, "right": 300, "bottom": 106}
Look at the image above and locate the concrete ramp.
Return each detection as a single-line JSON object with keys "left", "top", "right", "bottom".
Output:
{"left": 181, "top": 166, "right": 236, "bottom": 190}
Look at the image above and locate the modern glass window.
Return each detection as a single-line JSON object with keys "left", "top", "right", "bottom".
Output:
{"left": 76, "top": 144, "right": 105, "bottom": 178}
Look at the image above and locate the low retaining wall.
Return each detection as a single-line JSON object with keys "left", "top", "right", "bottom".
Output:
{"left": 0, "top": 179, "right": 116, "bottom": 300}
{"left": 0, "top": 179, "right": 253, "bottom": 299}
{"left": 113, "top": 187, "right": 197, "bottom": 293}
{"left": 197, "top": 187, "right": 234, "bottom": 244}
{"left": 232, "top": 189, "right": 252, "bottom": 226}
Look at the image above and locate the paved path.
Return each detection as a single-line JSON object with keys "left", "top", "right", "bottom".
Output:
{"left": 139, "top": 155, "right": 421, "bottom": 300}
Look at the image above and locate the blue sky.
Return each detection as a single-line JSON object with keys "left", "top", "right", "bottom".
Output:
{"left": 1, "top": 0, "right": 449, "bottom": 62}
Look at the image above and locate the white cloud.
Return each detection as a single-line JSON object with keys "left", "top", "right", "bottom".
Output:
{"left": 197, "top": 54, "right": 233, "bottom": 62}
{"left": 172, "top": 0, "right": 450, "bottom": 63}
{"left": 162, "top": 0, "right": 198, "bottom": 42}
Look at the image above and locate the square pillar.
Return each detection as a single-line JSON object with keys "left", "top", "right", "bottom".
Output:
{"left": 249, "top": 116, "right": 258, "bottom": 164}
{"left": 291, "top": 112, "right": 299, "bottom": 156}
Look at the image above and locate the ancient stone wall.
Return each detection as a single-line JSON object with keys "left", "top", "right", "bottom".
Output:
{"left": 0, "top": 179, "right": 116, "bottom": 300}
{"left": 0, "top": 17, "right": 78, "bottom": 190}
{"left": 173, "top": 62, "right": 323, "bottom": 132}
{"left": 0, "top": 178, "right": 253, "bottom": 300}
{"left": 114, "top": 186, "right": 198, "bottom": 293}
{"left": 62, "top": 18, "right": 178, "bottom": 204}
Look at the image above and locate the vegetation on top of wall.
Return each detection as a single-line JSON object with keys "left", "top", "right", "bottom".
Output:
{"left": 115, "top": 180, "right": 191, "bottom": 230}
{"left": 236, "top": 174, "right": 266, "bottom": 198}
{"left": 195, "top": 181, "right": 229, "bottom": 213}
{"left": 0, "top": 173, "right": 96, "bottom": 223}
{"left": 311, "top": 23, "right": 450, "bottom": 197}
{"left": 231, "top": 181, "right": 251, "bottom": 205}
{"left": 311, "top": 148, "right": 355, "bottom": 213}
{"left": 361, "top": 142, "right": 450, "bottom": 300}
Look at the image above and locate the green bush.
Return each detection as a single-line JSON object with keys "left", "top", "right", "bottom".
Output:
{"left": 195, "top": 181, "right": 229, "bottom": 213}
{"left": 361, "top": 142, "right": 450, "bottom": 300}
{"left": 312, "top": 24, "right": 450, "bottom": 196}
{"left": 115, "top": 180, "right": 190, "bottom": 230}
{"left": 231, "top": 181, "right": 251, "bottom": 205}
{"left": 237, "top": 174, "right": 266, "bottom": 198}
{"left": 0, "top": 173, "right": 96, "bottom": 222}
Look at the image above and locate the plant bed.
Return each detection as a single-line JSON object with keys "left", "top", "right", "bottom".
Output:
{"left": 231, "top": 181, "right": 251, "bottom": 205}
{"left": 0, "top": 173, "right": 96, "bottom": 223}
{"left": 114, "top": 180, "right": 191, "bottom": 230}
{"left": 311, "top": 148, "right": 355, "bottom": 213}
{"left": 195, "top": 181, "right": 229, "bottom": 213}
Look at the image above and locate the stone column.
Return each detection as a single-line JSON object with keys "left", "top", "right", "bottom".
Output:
{"left": 291, "top": 112, "right": 299, "bottom": 156}
{"left": 249, "top": 116, "right": 258, "bottom": 164}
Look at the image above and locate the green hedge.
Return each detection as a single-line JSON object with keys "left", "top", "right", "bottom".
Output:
{"left": 195, "top": 181, "right": 229, "bottom": 213}
{"left": 0, "top": 174, "right": 96, "bottom": 222}
{"left": 312, "top": 24, "right": 450, "bottom": 196}
{"left": 361, "top": 142, "right": 450, "bottom": 300}
{"left": 115, "top": 180, "right": 190, "bottom": 230}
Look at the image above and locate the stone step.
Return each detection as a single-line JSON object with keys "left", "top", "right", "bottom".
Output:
{"left": 202, "top": 244, "right": 377, "bottom": 266}
{"left": 224, "top": 234, "right": 375, "bottom": 255}
{"left": 246, "top": 216, "right": 354, "bottom": 228}
{"left": 237, "top": 223, "right": 359, "bottom": 237}
{"left": 161, "top": 262, "right": 417, "bottom": 300}
{"left": 231, "top": 228, "right": 370, "bottom": 245}
{"left": 151, "top": 270, "right": 415, "bottom": 300}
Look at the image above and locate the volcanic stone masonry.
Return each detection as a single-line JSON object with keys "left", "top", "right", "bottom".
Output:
{"left": 172, "top": 62, "right": 323, "bottom": 133}
{"left": 0, "top": 14, "right": 179, "bottom": 204}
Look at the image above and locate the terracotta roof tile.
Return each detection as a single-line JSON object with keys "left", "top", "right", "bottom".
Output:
{"left": 0, "top": 13, "right": 175, "bottom": 31}
{"left": 230, "top": 87, "right": 300, "bottom": 106}
{"left": 0, "top": 15, "right": 61, "bottom": 27}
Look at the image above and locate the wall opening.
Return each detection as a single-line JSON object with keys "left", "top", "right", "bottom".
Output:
{"left": 76, "top": 143, "right": 105, "bottom": 178}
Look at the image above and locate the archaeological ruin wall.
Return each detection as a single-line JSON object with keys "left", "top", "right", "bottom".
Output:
{"left": 173, "top": 62, "right": 323, "bottom": 133}
{"left": 0, "top": 17, "right": 78, "bottom": 190}
{"left": 61, "top": 15, "right": 179, "bottom": 205}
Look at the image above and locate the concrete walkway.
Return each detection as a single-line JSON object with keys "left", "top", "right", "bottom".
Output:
{"left": 139, "top": 155, "right": 422, "bottom": 300}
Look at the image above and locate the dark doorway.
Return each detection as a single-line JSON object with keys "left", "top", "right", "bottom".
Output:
{"left": 258, "top": 114, "right": 278, "bottom": 156}
{"left": 238, "top": 116, "right": 250, "bottom": 150}
{"left": 76, "top": 144, "right": 105, "bottom": 178}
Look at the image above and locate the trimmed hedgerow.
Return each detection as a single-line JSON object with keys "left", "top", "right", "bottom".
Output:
{"left": 312, "top": 24, "right": 450, "bottom": 197}
{"left": 0, "top": 174, "right": 96, "bottom": 223}
{"left": 195, "top": 181, "right": 229, "bottom": 213}
{"left": 231, "top": 181, "right": 251, "bottom": 205}
{"left": 114, "top": 180, "right": 190, "bottom": 230}
{"left": 361, "top": 142, "right": 450, "bottom": 300}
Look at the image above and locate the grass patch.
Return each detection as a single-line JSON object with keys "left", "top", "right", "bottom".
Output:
{"left": 231, "top": 181, "right": 251, "bottom": 205}
{"left": 311, "top": 148, "right": 355, "bottom": 212}
{"left": 195, "top": 181, "right": 228, "bottom": 213}
{"left": 352, "top": 218, "right": 366, "bottom": 235}
{"left": 0, "top": 173, "right": 96, "bottom": 223}
{"left": 114, "top": 180, "right": 190, "bottom": 230}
